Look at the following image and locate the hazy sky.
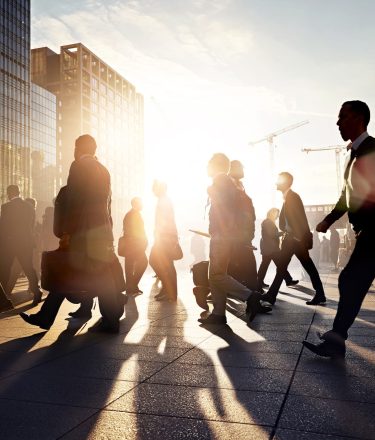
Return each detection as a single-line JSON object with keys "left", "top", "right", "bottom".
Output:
{"left": 31, "top": 0, "right": 375, "bottom": 227}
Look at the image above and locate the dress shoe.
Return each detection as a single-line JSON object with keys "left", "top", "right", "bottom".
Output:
{"left": 19, "top": 312, "right": 50, "bottom": 330}
{"left": 193, "top": 286, "right": 210, "bottom": 310}
{"left": 0, "top": 300, "right": 14, "bottom": 313}
{"left": 259, "top": 302, "right": 272, "bottom": 314}
{"left": 261, "top": 282, "right": 269, "bottom": 288}
{"left": 246, "top": 291, "right": 261, "bottom": 323}
{"left": 68, "top": 308, "right": 92, "bottom": 319}
{"left": 198, "top": 313, "right": 227, "bottom": 325}
{"left": 32, "top": 289, "right": 43, "bottom": 306}
{"left": 302, "top": 339, "right": 346, "bottom": 359}
{"left": 261, "top": 292, "right": 277, "bottom": 306}
{"left": 88, "top": 319, "right": 119, "bottom": 334}
{"left": 306, "top": 295, "right": 327, "bottom": 305}
{"left": 286, "top": 279, "right": 299, "bottom": 287}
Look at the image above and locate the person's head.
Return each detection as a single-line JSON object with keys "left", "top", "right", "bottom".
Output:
{"left": 6, "top": 185, "right": 19, "bottom": 200}
{"left": 207, "top": 153, "right": 230, "bottom": 178}
{"left": 74, "top": 134, "right": 97, "bottom": 160}
{"left": 337, "top": 100, "right": 370, "bottom": 142}
{"left": 25, "top": 197, "right": 37, "bottom": 209}
{"left": 131, "top": 196, "right": 143, "bottom": 211}
{"left": 229, "top": 160, "right": 244, "bottom": 180}
{"left": 276, "top": 172, "right": 293, "bottom": 192}
{"left": 267, "top": 207, "right": 280, "bottom": 222}
{"left": 152, "top": 180, "right": 167, "bottom": 197}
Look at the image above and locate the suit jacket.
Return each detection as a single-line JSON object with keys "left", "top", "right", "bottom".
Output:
{"left": 279, "top": 189, "right": 312, "bottom": 248}
{"left": 63, "top": 155, "right": 114, "bottom": 260}
{"left": 0, "top": 197, "right": 35, "bottom": 248}
{"left": 323, "top": 135, "right": 375, "bottom": 233}
{"left": 208, "top": 173, "right": 237, "bottom": 238}
{"left": 123, "top": 208, "right": 148, "bottom": 253}
{"left": 260, "top": 218, "right": 281, "bottom": 256}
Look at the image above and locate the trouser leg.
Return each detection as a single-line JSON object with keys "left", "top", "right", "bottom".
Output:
{"left": 0, "top": 249, "right": 14, "bottom": 296}
{"left": 257, "top": 255, "right": 271, "bottom": 287}
{"left": 36, "top": 291, "right": 65, "bottom": 327}
{"left": 295, "top": 246, "right": 325, "bottom": 295}
{"left": 266, "top": 238, "right": 294, "bottom": 298}
{"left": 16, "top": 247, "right": 40, "bottom": 294}
{"left": 333, "top": 233, "right": 375, "bottom": 339}
{"left": 133, "top": 252, "right": 148, "bottom": 288}
{"left": 209, "top": 238, "right": 252, "bottom": 316}
{"left": 124, "top": 255, "right": 136, "bottom": 292}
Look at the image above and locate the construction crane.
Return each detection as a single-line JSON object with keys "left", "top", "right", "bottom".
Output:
{"left": 249, "top": 120, "right": 309, "bottom": 178}
{"left": 301, "top": 145, "right": 347, "bottom": 196}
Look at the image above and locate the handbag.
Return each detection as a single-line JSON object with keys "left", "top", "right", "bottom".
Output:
{"left": 191, "top": 260, "right": 209, "bottom": 287}
{"left": 41, "top": 249, "right": 91, "bottom": 292}
{"left": 117, "top": 235, "right": 127, "bottom": 257}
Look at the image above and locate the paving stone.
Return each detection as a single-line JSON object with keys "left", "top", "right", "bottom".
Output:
{"left": 0, "top": 399, "right": 96, "bottom": 440}
{"left": 31, "top": 353, "right": 168, "bottom": 382}
{"left": 0, "top": 371, "right": 136, "bottom": 408}
{"left": 107, "top": 382, "right": 284, "bottom": 425}
{"left": 290, "top": 371, "right": 375, "bottom": 403}
{"left": 175, "top": 348, "right": 299, "bottom": 370}
{"left": 62, "top": 410, "right": 272, "bottom": 440}
{"left": 298, "top": 353, "right": 375, "bottom": 378}
{"left": 147, "top": 362, "right": 293, "bottom": 392}
{"left": 198, "top": 338, "right": 302, "bottom": 354}
{"left": 279, "top": 394, "right": 375, "bottom": 439}
{"left": 274, "top": 429, "right": 359, "bottom": 440}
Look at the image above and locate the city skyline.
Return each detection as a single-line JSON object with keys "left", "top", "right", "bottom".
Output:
{"left": 30, "top": 0, "right": 375, "bottom": 222}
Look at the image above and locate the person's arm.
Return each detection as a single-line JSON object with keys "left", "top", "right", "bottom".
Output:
{"left": 317, "top": 188, "right": 347, "bottom": 233}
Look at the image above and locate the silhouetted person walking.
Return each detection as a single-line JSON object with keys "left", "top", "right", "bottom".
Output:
{"left": 330, "top": 227, "right": 340, "bottom": 270}
{"left": 0, "top": 185, "right": 43, "bottom": 306}
{"left": 41, "top": 206, "right": 59, "bottom": 251}
{"left": 262, "top": 172, "right": 326, "bottom": 306}
{"left": 149, "top": 181, "right": 179, "bottom": 302}
{"left": 227, "top": 160, "right": 258, "bottom": 291}
{"left": 198, "top": 154, "right": 271, "bottom": 325}
{"left": 257, "top": 208, "right": 298, "bottom": 291}
{"left": 304, "top": 100, "right": 375, "bottom": 358}
{"left": 123, "top": 197, "right": 148, "bottom": 295}
{"left": 20, "top": 135, "right": 125, "bottom": 333}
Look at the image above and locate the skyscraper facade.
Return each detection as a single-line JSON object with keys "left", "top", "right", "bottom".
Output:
{"left": 0, "top": 0, "right": 31, "bottom": 202}
{"left": 30, "top": 82, "right": 56, "bottom": 217}
{"left": 31, "top": 43, "right": 144, "bottom": 231}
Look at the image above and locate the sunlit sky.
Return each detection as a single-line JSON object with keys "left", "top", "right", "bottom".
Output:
{"left": 31, "top": 0, "right": 375, "bottom": 233}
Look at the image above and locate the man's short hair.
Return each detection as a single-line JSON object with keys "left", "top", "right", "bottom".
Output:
{"left": 131, "top": 197, "right": 142, "bottom": 208}
{"left": 209, "top": 153, "right": 230, "bottom": 173}
{"left": 279, "top": 171, "right": 293, "bottom": 187}
{"left": 343, "top": 100, "right": 370, "bottom": 127}
{"left": 7, "top": 185, "right": 19, "bottom": 197}
{"left": 75, "top": 134, "right": 97, "bottom": 154}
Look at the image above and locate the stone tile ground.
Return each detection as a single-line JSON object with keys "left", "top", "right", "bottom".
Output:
{"left": 0, "top": 266, "right": 374, "bottom": 440}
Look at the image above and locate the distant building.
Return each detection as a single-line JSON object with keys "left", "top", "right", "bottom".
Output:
{"left": 305, "top": 204, "right": 348, "bottom": 230}
{"left": 31, "top": 43, "right": 144, "bottom": 230}
{"left": 30, "top": 82, "right": 57, "bottom": 218}
{"left": 0, "top": 0, "right": 31, "bottom": 202}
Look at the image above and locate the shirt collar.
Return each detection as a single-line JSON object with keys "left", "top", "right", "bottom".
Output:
{"left": 80, "top": 154, "right": 95, "bottom": 160}
{"left": 282, "top": 188, "right": 291, "bottom": 200}
{"left": 351, "top": 131, "right": 369, "bottom": 151}
{"left": 10, "top": 196, "right": 21, "bottom": 201}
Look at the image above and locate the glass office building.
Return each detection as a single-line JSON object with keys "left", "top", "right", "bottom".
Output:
{"left": 0, "top": 0, "right": 31, "bottom": 202}
{"left": 32, "top": 43, "right": 144, "bottom": 231}
{"left": 31, "top": 82, "right": 56, "bottom": 216}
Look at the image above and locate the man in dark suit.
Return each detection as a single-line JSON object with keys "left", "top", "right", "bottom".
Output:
{"left": 20, "top": 135, "right": 125, "bottom": 333}
{"left": 0, "top": 185, "right": 43, "bottom": 307}
{"left": 262, "top": 172, "right": 326, "bottom": 306}
{"left": 122, "top": 197, "right": 148, "bottom": 295}
{"left": 304, "top": 100, "right": 375, "bottom": 359}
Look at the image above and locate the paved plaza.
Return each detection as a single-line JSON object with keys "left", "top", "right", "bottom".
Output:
{"left": 0, "top": 267, "right": 374, "bottom": 440}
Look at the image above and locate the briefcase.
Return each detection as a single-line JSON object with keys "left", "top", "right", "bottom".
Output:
{"left": 191, "top": 260, "right": 209, "bottom": 288}
{"left": 41, "top": 249, "right": 92, "bottom": 293}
